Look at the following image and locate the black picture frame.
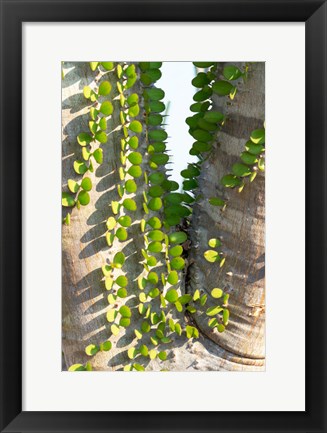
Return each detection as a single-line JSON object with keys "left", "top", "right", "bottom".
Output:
{"left": 0, "top": 0, "right": 326, "bottom": 432}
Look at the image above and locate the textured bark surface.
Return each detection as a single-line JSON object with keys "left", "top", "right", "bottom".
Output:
{"left": 188, "top": 62, "right": 265, "bottom": 367}
{"left": 62, "top": 62, "right": 265, "bottom": 371}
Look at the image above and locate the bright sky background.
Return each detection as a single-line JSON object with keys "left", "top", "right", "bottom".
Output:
{"left": 157, "top": 62, "right": 197, "bottom": 187}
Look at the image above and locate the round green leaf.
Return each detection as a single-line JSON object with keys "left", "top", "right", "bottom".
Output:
{"left": 211, "top": 288, "right": 223, "bottom": 298}
{"left": 77, "top": 190, "right": 90, "bottom": 206}
{"left": 100, "top": 101, "right": 113, "bottom": 116}
{"left": 144, "top": 87, "right": 165, "bottom": 101}
{"left": 223, "top": 65, "right": 243, "bottom": 81}
{"left": 212, "top": 80, "right": 234, "bottom": 96}
{"left": 148, "top": 241, "right": 162, "bottom": 253}
{"left": 209, "top": 197, "right": 225, "bottom": 206}
{"left": 149, "top": 153, "right": 169, "bottom": 166}
{"left": 148, "top": 172, "right": 165, "bottom": 185}
{"left": 148, "top": 197, "right": 162, "bottom": 211}
{"left": 191, "top": 129, "right": 212, "bottom": 142}
{"left": 129, "top": 120, "right": 143, "bottom": 133}
{"left": 106, "top": 309, "right": 117, "bottom": 322}
{"left": 170, "top": 256, "right": 185, "bottom": 270}
{"left": 119, "top": 317, "right": 130, "bottom": 327}
{"left": 148, "top": 185, "right": 164, "bottom": 198}
{"left": 116, "top": 275, "right": 128, "bottom": 288}
{"left": 100, "top": 341, "right": 112, "bottom": 351}
{"left": 204, "top": 250, "right": 220, "bottom": 263}
{"left": 148, "top": 230, "right": 164, "bottom": 241}
{"left": 73, "top": 160, "right": 88, "bottom": 175}
{"left": 93, "top": 148, "right": 103, "bottom": 164}
{"left": 113, "top": 252, "right": 125, "bottom": 267}
{"left": 128, "top": 165, "right": 142, "bottom": 178}
{"left": 148, "top": 129, "right": 168, "bottom": 141}
{"left": 169, "top": 231, "right": 187, "bottom": 244}
{"left": 165, "top": 289, "right": 179, "bottom": 303}
{"left": 250, "top": 128, "right": 265, "bottom": 145}
{"left": 77, "top": 132, "right": 92, "bottom": 146}
{"left": 221, "top": 175, "right": 242, "bottom": 188}
{"left": 67, "top": 179, "right": 79, "bottom": 194}
{"left": 147, "top": 271, "right": 159, "bottom": 284}
{"left": 203, "top": 111, "right": 225, "bottom": 124}
{"left": 123, "top": 198, "right": 137, "bottom": 211}
{"left": 119, "top": 305, "right": 131, "bottom": 318}
{"left": 232, "top": 163, "right": 251, "bottom": 177}
{"left": 98, "top": 80, "right": 112, "bottom": 96}
{"left": 168, "top": 245, "right": 183, "bottom": 257}
{"left": 208, "top": 238, "right": 221, "bottom": 248}
{"left": 147, "top": 216, "right": 162, "bottom": 229}
{"left": 81, "top": 177, "right": 92, "bottom": 191}
{"left": 62, "top": 192, "right": 75, "bottom": 207}
{"left": 106, "top": 216, "right": 116, "bottom": 231}
{"left": 118, "top": 215, "right": 132, "bottom": 227}
{"left": 95, "top": 131, "right": 107, "bottom": 143}
{"left": 116, "top": 227, "right": 128, "bottom": 241}
{"left": 128, "top": 151, "right": 142, "bottom": 165}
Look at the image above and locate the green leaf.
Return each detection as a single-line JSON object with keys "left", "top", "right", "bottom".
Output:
{"left": 116, "top": 227, "right": 128, "bottom": 241}
{"left": 129, "top": 120, "right": 143, "bottom": 133}
{"left": 146, "top": 100, "right": 166, "bottom": 113}
{"left": 209, "top": 197, "right": 225, "bottom": 207}
{"left": 144, "top": 87, "right": 165, "bottom": 101}
{"left": 93, "top": 148, "right": 103, "bottom": 164}
{"left": 116, "top": 275, "right": 128, "bottom": 288}
{"left": 101, "top": 61, "right": 114, "bottom": 70}
{"left": 123, "top": 198, "right": 137, "bottom": 211}
{"left": 81, "top": 177, "right": 92, "bottom": 191}
{"left": 100, "top": 101, "right": 113, "bottom": 116}
{"left": 217, "top": 323, "right": 225, "bottom": 333}
{"left": 211, "top": 288, "right": 223, "bottom": 298}
{"left": 141, "top": 321, "right": 151, "bottom": 333}
{"left": 148, "top": 241, "right": 162, "bottom": 253}
{"left": 193, "top": 86, "right": 212, "bottom": 102}
{"left": 165, "top": 289, "right": 179, "bottom": 303}
{"left": 178, "top": 294, "right": 192, "bottom": 305}
{"left": 212, "top": 80, "right": 234, "bottom": 96}
{"left": 149, "top": 153, "right": 169, "bottom": 166}
{"left": 148, "top": 197, "right": 162, "bottom": 211}
{"left": 167, "top": 270, "right": 178, "bottom": 285}
{"left": 128, "top": 136, "right": 139, "bottom": 149}
{"left": 95, "top": 131, "right": 107, "bottom": 143}
{"left": 77, "top": 190, "right": 90, "bottom": 206}
{"left": 204, "top": 250, "right": 220, "bottom": 263}
{"left": 175, "top": 323, "right": 182, "bottom": 336}
{"left": 83, "top": 86, "right": 92, "bottom": 99}
{"left": 193, "top": 62, "right": 215, "bottom": 68}
{"left": 119, "top": 305, "right": 131, "bottom": 318}
{"left": 206, "top": 305, "right": 223, "bottom": 316}
{"left": 148, "top": 185, "right": 164, "bottom": 198}
{"left": 128, "top": 104, "right": 140, "bottom": 117}
{"left": 250, "top": 128, "right": 265, "bottom": 145}
{"left": 62, "top": 192, "right": 75, "bottom": 207}
{"left": 223, "top": 65, "right": 243, "bottom": 81}
{"left": 208, "top": 238, "right": 221, "bottom": 248}
{"left": 158, "top": 351, "right": 167, "bottom": 361}
{"left": 147, "top": 216, "right": 162, "bottom": 229}
{"left": 139, "top": 344, "right": 149, "bottom": 357}
{"left": 106, "top": 309, "right": 117, "bottom": 322}
{"left": 119, "top": 317, "right": 130, "bottom": 327}
{"left": 77, "top": 132, "right": 92, "bottom": 146}
{"left": 147, "top": 114, "right": 163, "bottom": 126}
{"left": 192, "top": 72, "right": 210, "bottom": 87}
{"left": 148, "top": 230, "right": 164, "bottom": 241}
{"left": 111, "top": 324, "right": 120, "bottom": 336}
{"left": 232, "top": 163, "right": 251, "bottom": 177}
{"left": 105, "top": 277, "right": 113, "bottom": 291}
{"left": 208, "top": 317, "right": 218, "bottom": 328}
{"left": 67, "top": 179, "right": 79, "bottom": 193}
{"left": 98, "top": 80, "right": 112, "bottom": 96}
{"left": 133, "top": 363, "right": 145, "bottom": 371}
{"left": 223, "top": 308, "right": 230, "bottom": 325}
{"left": 141, "top": 69, "right": 162, "bottom": 85}
{"left": 193, "top": 289, "right": 200, "bottom": 301}
{"left": 148, "top": 129, "right": 168, "bottom": 141}
{"left": 128, "top": 151, "right": 142, "bottom": 165}
{"left": 245, "top": 140, "right": 265, "bottom": 155}
{"left": 128, "top": 165, "right": 142, "bottom": 178}
{"left": 100, "top": 340, "right": 112, "bottom": 351}
{"left": 107, "top": 293, "right": 116, "bottom": 304}
{"left": 73, "top": 160, "right": 88, "bottom": 175}
{"left": 113, "top": 252, "right": 125, "bottom": 268}
{"left": 203, "top": 111, "right": 225, "bottom": 124}
{"left": 68, "top": 363, "right": 87, "bottom": 372}
{"left": 221, "top": 175, "right": 242, "bottom": 188}
{"left": 170, "top": 257, "right": 185, "bottom": 270}
{"left": 240, "top": 151, "right": 258, "bottom": 165}
{"left": 169, "top": 231, "right": 187, "bottom": 244}
{"left": 168, "top": 245, "right": 183, "bottom": 257}
{"left": 90, "top": 62, "right": 99, "bottom": 71}
{"left": 258, "top": 157, "right": 265, "bottom": 171}
{"left": 90, "top": 107, "right": 98, "bottom": 120}
{"left": 118, "top": 215, "right": 132, "bottom": 227}
{"left": 147, "top": 271, "right": 159, "bottom": 284}
{"left": 191, "top": 129, "right": 212, "bottom": 142}
{"left": 149, "top": 349, "right": 157, "bottom": 360}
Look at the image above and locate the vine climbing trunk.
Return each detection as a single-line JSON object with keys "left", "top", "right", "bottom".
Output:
{"left": 188, "top": 62, "right": 265, "bottom": 369}
{"left": 62, "top": 61, "right": 265, "bottom": 371}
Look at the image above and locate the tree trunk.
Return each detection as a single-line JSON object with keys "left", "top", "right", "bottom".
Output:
{"left": 62, "top": 62, "right": 265, "bottom": 371}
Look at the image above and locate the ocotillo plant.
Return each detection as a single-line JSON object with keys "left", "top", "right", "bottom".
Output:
{"left": 62, "top": 61, "right": 265, "bottom": 372}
